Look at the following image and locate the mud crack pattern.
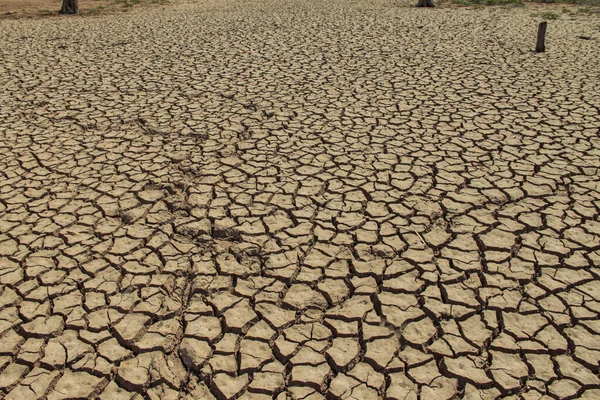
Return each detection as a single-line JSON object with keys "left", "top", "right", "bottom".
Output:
{"left": 1, "top": 0, "right": 600, "bottom": 399}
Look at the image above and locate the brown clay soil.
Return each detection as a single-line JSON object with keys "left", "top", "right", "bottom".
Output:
{"left": 0, "top": 0, "right": 166, "bottom": 18}
{"left": 1, "top": 0, "right": 600, "bottom": 399}
{"left": 0, "top": 0, "right": 63, "bottom": 15}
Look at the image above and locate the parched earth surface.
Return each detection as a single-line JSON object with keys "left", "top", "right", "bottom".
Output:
{"left": 1, "top": 0, "right": 600, "bottom": 398}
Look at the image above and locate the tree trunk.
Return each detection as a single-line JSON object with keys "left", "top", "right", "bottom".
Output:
{"left": 60, "top": 0, "right": 79, "bottom": 14}
{"left": 416, "top": 0, "right": 435, "bottom": 7}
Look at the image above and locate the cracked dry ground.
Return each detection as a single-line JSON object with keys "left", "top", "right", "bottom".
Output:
{"left": 1, "top": 0, "right": 600, "bottom": 399}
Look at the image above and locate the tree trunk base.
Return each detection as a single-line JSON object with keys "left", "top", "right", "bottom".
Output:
{"left": 59, "top": 0, "right": 79, "bottom": 14}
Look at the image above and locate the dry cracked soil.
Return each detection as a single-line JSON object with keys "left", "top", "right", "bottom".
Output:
{"left": 1, "top": 0, "right": 600, "bottom": 399}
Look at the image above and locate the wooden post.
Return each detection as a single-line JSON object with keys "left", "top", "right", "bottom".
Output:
{"left": 536, "top": 22, "right": 547, "bottom": 53}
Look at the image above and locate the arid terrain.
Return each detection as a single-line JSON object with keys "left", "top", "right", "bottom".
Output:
{"left": 1, "top": 0, "right": 174, "bottom": 18}
{"left": 1, "top": 0, "right": 599, "bottom": 398}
